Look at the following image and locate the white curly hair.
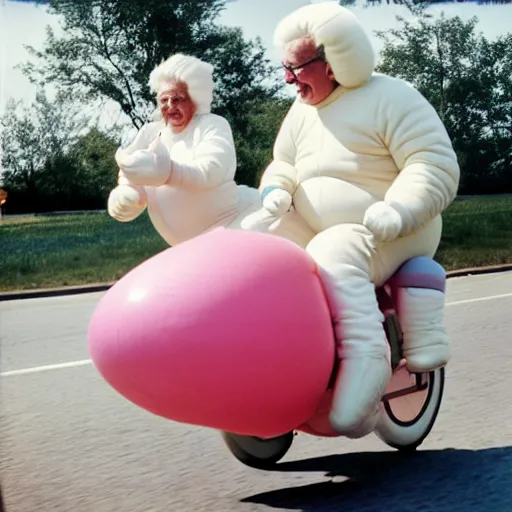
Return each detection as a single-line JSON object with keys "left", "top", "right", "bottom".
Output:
{"left": 148, "top": 53, "right": 215, "bottom": 115}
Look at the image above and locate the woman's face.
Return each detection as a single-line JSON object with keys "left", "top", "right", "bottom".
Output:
{"left": 157, "top": 81, "right": 197, "bottom": 132}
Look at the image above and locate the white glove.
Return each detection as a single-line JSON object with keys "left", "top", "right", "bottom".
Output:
{"left": 262, "top": 188, "right": 292, "bottom": 216}
{"left": 240, "top": 208, "right": 280, "bottom": 232}
{"left": 108, "top": 185, "right": 146, "bottom": 222}
{"left": 363, "top": 201, "right": 403, "bottom": 243}
{"left": 115, "top": 135, "right": 171, "bottom": 187}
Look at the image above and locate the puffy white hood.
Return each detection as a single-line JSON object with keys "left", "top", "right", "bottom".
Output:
{"left": 273, "top": 2, "right": 375, "bottom": 89}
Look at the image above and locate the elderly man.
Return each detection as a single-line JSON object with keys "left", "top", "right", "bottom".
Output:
{"left": 108, "top": 53, "right": 273, "bottom": 246}
{"left": 242, "top": 2, "right": 460, "bottom": 438}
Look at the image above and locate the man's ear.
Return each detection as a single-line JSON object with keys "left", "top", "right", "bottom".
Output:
{"left": 326, "top": 64, "right": 336, "bottom": 81}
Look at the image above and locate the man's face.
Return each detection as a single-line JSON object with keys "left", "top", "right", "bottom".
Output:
{"left": 282, "top": 38, "right": 336, "bottom": 105}
{"left": 157, "top": 81, "right": 197, "bottom": 132}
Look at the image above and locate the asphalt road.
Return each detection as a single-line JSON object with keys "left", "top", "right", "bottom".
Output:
{"left": 2, "top": 272, "right": 512, "bottom": 512}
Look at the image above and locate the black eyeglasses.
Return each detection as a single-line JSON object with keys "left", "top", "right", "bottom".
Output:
{"left": 282, "top": 55, "right": 325, "bottom": 80}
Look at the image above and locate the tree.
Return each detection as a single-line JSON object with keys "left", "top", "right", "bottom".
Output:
{"left": 0, "top": 90, "right": 122, "bottom": 213}
{"left": 340, "top": 0, "right": 511, "bottom": 7}
{"left": 375, "top": 13, "right": 512, "bottom": 193}
{"left": 200, "top": 26, "right": 282, "bottom": 138}
{"left": 233, "top": 96, "right": 293, "bottom": 186}
{"left": 20, "top": 0, "right": 284, "bottom": 188}
{"left": 22, "top": 0, "right": 281, "bottom": 133}
{"left": 69, "top": 126, "right": 121, "bottom": 207}
{"left": 0, "top": 91, "right": 88, "bottom": 212}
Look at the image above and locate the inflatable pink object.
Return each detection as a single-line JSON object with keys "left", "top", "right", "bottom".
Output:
{"left": 88, "top": 228, "right": 336, "bottom": 438}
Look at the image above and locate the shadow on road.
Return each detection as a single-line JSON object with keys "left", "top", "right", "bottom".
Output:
{"left": 241, "top": 447, "right": 512, "bottom": 511}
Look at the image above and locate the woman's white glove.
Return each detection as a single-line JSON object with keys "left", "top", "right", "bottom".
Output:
{"left": 115, "top": 136, "right": 172, "bottom": 187}
{"left": 363, "top": 201, "right": 403, "bottom": 243}
{"left": 107, "top": 185, "right": 146, "bottom": 222}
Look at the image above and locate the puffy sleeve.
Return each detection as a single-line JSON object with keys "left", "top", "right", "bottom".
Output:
{"left": 117, "top": 122, "right": 161, "bottom": 190}
{"left": 167, "top": 115, "right": 237, "bottom": 190}
{"left": 378, "top": 78, "right": 460, "bottom": 236}
{"left": 259, "top": 102, "right": 300, "bottom": 195}
{"left": 121, "top": 122, "right": 161, "bottom": 155}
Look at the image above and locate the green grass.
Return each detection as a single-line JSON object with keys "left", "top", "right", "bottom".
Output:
{"left": 1, "top": 195, "right": 511, "bottom": 291}
{"left": 435, "top": 195, "right": 512, "bottom": 269}
{"left": 1, "top": 212, "right": 168, "bottom": 291}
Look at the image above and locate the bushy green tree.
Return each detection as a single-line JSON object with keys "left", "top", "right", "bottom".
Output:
{"left": 375, "top": 13, "right": 512, "bottom": 193}
{"left": 0, "top": 91, "right": 88, "bottom": 212}
{"left": 340, "top": 0, "right": 511, "bottom": 8}
{"left": 22, "top": 0, "right": 281, "bottom": 132}
{"left": 233, "top": 96, "right": 293, "bottom": 187}
{"left": 0, "top": 91, "right": 122, "bottom": 213}
{"left": 20, "top": 0, "right": 286, "bottom": 189}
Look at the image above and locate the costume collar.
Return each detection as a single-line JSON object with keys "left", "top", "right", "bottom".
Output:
{"left": 313, "top": 84, "right": 346, "bottom": 110}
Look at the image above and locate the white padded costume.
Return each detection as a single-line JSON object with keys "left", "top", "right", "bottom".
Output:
{"left": 242, "top": 2, "right": 460, "bottom": 438}
{"left": 108, "top": 54, "right": 261, "bottom": 246}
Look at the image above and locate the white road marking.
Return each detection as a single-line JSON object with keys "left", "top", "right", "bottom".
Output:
{"left": 2, "top": 292, "right": 512, "bottom": 378}
{"left": 1, "top": 359, "right": 92, "bottom": 377}
{"left": 446, "top": 292, "right": 512, "bottom": 307}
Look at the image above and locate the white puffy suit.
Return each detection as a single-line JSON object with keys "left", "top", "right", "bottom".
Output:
{"left": 242, "top": 3, "right": 460, "bottom": 437}
{"left": 108, "top": 54, "right": 261, "bottom": 247}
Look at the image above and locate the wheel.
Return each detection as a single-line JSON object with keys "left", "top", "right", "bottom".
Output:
{"left": 220, "top": 431, "right": 294, "bottom": 470}
{"left": 374, "top": 366, "right": 445, "bottom": 451}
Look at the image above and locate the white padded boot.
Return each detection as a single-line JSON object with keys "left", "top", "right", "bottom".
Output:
{"left": 395, "top": 286, "right": 450, "bottom": 373}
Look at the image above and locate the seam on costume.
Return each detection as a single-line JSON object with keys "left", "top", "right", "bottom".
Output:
{"left": 313, "top": 12, "right": 344, "bottom": 34}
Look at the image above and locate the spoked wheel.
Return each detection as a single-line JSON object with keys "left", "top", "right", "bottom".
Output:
{"left": 220, "top": 431, "right": 294, "bottom": 470}
{"left": 374, "top": 365, "right": 445, "bottom": 451}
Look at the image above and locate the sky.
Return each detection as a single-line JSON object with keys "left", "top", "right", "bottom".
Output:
{"left": 0, "top": 0, "right": 511, "bottom": 130}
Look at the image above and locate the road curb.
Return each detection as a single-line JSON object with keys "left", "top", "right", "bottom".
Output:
{"left": 445, "top": 263, "right": 512, "bottom": 278}
{"left": 1, "top": 264, "right": 511, "bottom": 302}
{"left": 0, "top": 283, "right": 114, "bottom": 302}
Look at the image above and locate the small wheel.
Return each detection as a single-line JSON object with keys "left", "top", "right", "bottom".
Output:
{"left": 374, "top": 367, "right": 445, "bottom": 451}
{"left": 220, "top": 431, "right": 294, "bottom": 470}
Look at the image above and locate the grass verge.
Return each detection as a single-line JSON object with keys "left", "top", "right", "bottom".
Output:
{"left": 1, "top": 212, "right": 167, "bottom": 291}
{"left": 1, "top": 195, "right": 511, "bottom": 291}
{"left": 435, "top": 195, "right": 512, "bottom": 269}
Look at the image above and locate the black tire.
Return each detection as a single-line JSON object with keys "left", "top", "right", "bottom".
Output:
{"left": 375, "top": 367, "right": 445, "bottom": 451}
{"left": 220, "top": 431, "right": 294, "bottom": 470}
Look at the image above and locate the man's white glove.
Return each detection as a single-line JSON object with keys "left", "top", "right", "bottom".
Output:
{"left": 241, "top": 187, "right": 292, "bottom": 232}
{"left": 115, "top": 136, "right": 172, "bottom": 187}
{"left": 262, "top": 188, "right": 292, "bottom": 216}
{"left": 108, "top": 185, "right": 146, "bottom": 222}
{"left": 240, "top": 208, "right": 280, "bottom": 232}
{"left": 363, "top": 201, "right": 403, "bottom": 243}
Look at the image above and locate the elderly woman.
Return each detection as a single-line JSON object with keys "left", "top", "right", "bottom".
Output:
{"left": 108, "top": 53, "right": 272, "bottom": 246}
